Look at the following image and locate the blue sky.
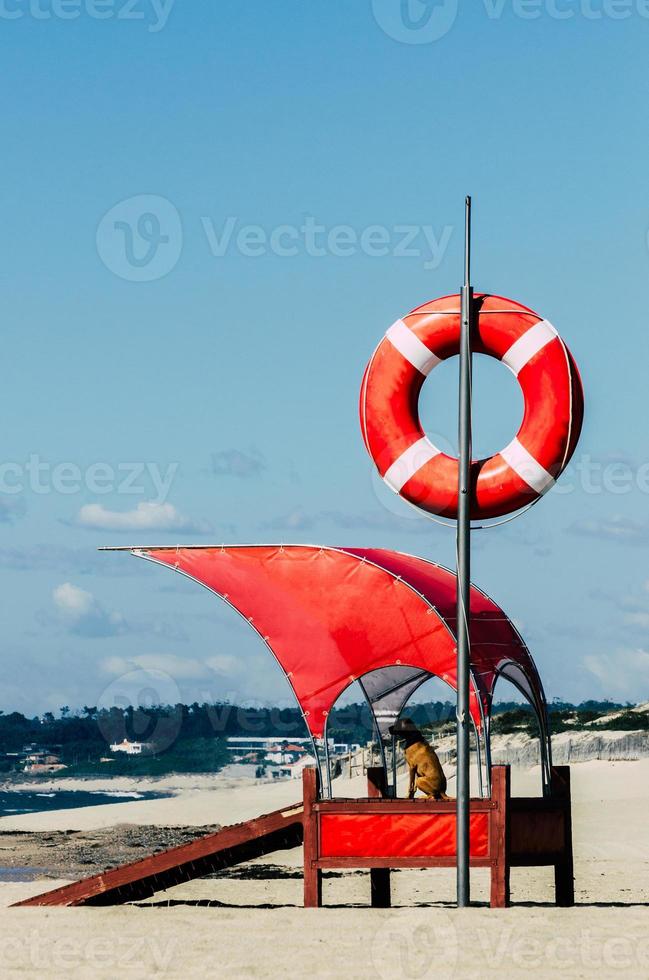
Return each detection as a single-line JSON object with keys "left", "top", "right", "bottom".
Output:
{"left": 1, "top": 0, "right": 648, "bottom": 715}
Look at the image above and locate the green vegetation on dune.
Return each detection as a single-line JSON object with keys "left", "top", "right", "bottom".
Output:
{"left": 491, "top": 704, "right": 648, "bottom": 736}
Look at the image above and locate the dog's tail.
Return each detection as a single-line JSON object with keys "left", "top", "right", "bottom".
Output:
{"left": 436, "top": 792, "right": 453, "bottom": 802}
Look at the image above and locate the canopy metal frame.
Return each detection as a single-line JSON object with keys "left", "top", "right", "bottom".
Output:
{"left": 324, "top": 661, "right": 551, "bottom": 799}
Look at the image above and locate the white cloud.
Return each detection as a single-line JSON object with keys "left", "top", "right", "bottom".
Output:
{"left": 53, "top": 582, "right": 94, "bottom": 616}
{"left": 205, "top": 654, "right": 239, "bottom": 675}
{"left": 261, "top": 507, "right": 316, "bottom": 532}
{"left": 569, "top": 516, "right": 649, "bottom": 545}
{"left": 102, "top": 653, "right": 212, "bottom": 680}
{"left": 624, "top": 613, "right": 649, "bottom": 630}
{"left": 52, "top": 582, "right": 126, "bottom": 638}
{"left": 583, "top": 648, "right": 649, "bottom": 698}
{"left": 75, "top": 501, "right": 211, "bottom": 534}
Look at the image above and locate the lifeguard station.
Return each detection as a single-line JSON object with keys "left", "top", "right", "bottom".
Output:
{"left": 17, "top": 201, "right": 583, "bottom": 910}
{"left": 17, "top": 544, "right": 574, "bottom": 909}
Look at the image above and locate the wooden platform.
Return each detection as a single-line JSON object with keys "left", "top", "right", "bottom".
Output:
{"left": 13, "top": 764, "right": 574, "bottom": 909}
{"left": 13, "top": 802, "right": 304, "bottom": 907}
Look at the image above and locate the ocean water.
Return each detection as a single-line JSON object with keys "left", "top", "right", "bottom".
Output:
{"left": 0, "top": 789, "right": 167, "bottom": 818}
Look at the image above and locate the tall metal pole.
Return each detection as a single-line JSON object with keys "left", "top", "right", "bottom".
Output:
{"left": 456, "top": 195, "right": 473, "bottom": 907}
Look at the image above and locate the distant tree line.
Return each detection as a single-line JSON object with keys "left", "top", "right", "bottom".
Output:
{"left": 0, "top": 697, "right": 641, "bottom": 775}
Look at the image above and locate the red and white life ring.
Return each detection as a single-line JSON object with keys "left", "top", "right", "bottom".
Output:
{"left": 360, "top": 293, "right": 584, "bottom": 521}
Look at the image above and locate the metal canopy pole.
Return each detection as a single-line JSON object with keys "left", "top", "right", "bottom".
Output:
{"left": 456, "top": 195, "right": 474, "bottom": 908}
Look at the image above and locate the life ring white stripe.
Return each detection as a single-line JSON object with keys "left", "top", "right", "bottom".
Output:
{"left": 501, "top": 319, "right": 557, "bottom": 376}
{"left": 500, "top": 437, "right": 555, "bottom": 495}
{"left": 386, "top": 319, "right": 441, "bottom": 377}
{"left": 383, "top": 437, "right": 441, "bottom": 492}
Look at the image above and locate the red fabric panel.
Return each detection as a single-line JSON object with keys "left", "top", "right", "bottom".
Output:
{"left": 141, "top": 546, "right": 459, "bottom": 738}
{"left": 135, "top": 545, "right": 544, "bottom": 738}
{"left": 343, "top": 548, "right": 541, "bottom": 719}
{"left": 319, "top": 812, "right": 489, "bottom": 859}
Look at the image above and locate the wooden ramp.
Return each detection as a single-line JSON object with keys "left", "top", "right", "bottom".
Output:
{"left": 13, "top": 803, "right": 304, "bottom": 907}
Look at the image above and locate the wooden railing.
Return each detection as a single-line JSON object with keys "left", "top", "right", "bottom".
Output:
{"left": 303, "top": 764, "right": 574, "bottom": 908}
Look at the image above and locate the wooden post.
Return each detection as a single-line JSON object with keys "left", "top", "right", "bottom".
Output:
{"left": 489, "top": 765, "right": 510, "bottom": 908}
{"left": 367, "top": 766, "right": 391, "bottom": 908}
{"left": 303, "top": 767, "right": 322, "bottom": 907}
{"left": 551, "top": 766, "right": 575, "bottom": 907}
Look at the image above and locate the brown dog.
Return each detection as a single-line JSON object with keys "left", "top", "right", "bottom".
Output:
{"left": 390, "top": 717, "right": 451, "bottom": 801}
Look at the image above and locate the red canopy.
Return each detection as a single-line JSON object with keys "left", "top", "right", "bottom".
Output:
{"left": 124, "top": 545, "right": 545, "bottom": 740}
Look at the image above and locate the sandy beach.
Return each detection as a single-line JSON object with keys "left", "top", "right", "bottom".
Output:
{"left": 0, "top": 759, "right": 647, "bottom": 977}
